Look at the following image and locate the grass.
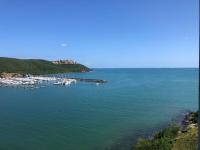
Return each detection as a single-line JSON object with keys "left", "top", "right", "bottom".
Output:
{"left": 0, "top": 57, "right": 90, "bottom": 75}
{"left": 172, "top": 126, "right": 198, "bottom": 150}
{"left": 172, "top": 111, "right": 198, "bottom": 150}
{"left": 132, "top": 111, "right": 198, "bottom": 150}
{"left": 132, "top": 124, "right": 180, "bottom": 150}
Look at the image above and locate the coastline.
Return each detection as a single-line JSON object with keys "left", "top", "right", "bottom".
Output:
{"left": 131, "top": 111, "right": 198, "bottom": 150}
{"left": 105, "top": 110, "right": 198, "bottom": 150}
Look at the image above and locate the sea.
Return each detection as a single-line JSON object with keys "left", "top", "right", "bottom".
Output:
{"left": 0, "top": 68, "right": 198, "bottom": 150}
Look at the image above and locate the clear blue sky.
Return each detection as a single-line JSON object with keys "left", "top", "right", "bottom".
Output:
{"left": 0, "top": 0, "right": 198, "bottom": 68}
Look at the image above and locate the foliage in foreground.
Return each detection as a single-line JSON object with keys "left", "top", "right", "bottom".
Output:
{"left": 172, "top": 127, "right": 198, "bottom": 150}
{"left": 172, "top": 111, "right": 198, "bottom": 150}
{"left": 132, "top": 124, "right": 180, "bottom": 150}
{"left": 132, "top": 111, "right": 198, "bottom": 150}
{"left": 154, "top": 124, "right": 180, "bottom": 139}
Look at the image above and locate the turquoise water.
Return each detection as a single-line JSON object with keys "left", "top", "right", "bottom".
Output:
{"left": 0, "top": 69, "right": 198, "bottom": 150}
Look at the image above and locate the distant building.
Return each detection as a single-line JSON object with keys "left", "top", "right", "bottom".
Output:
{"left": 52, "top": 59, "right": 78, "bottom": 65}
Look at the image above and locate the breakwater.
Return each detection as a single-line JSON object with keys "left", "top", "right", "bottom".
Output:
{"left": 69, "top": 77, "right": 107, "bottom": 83}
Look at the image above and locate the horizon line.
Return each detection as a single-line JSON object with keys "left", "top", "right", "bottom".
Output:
{"left": 91, "top": 67, "right": 199, "bottom": 69}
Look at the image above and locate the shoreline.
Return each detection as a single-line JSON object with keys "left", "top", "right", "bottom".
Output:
{"left": 131, "top": 110, "right": 198, "bottom": 150}
{"left": 106, "top": 110, "right": 197, "bottom": 150}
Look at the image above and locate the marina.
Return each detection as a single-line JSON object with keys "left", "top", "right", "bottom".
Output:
{"left": 0, "top": 75, "right": 106, "bottom": 87}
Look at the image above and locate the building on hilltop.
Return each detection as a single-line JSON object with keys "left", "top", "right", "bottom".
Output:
{"left": 52, "top": 59, "right": 78, "bottom": 65}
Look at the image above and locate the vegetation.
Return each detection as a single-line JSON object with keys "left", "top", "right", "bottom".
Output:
{"left": 189, "top": 111, "right": 198, "bottom": 123}
{"left": 172, "top": 127, "right": 198, "bottom": 150}
{"left": 132, "top": 124, "right": 180, "bottom": 150}
{"left": 172, "top": 111, "right": 198, "bottom": 150}
{"left": 0, "top": 57, "right": 90, "bottom": 75}
{"left": 132, "top": 111, "right": 198, "bottom": 150}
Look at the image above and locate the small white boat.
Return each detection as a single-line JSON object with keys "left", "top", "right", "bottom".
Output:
{"left": 53, "top": 82, "right": 62, "bottom": 85}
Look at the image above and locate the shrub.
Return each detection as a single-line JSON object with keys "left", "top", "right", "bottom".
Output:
{"left": 132, "top": 124, "right": 180, "bottom": 150}
{"left": 133, "top": 138, "right": 174, "bottom": 150}
{"left": 154, "top": 124, "right": 180, "bottom": 139}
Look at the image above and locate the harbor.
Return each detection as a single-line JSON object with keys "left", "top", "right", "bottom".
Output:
{"left": 0, "top": 75, "right": 106, "bottom": 88}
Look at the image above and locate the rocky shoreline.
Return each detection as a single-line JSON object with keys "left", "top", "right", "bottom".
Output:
{"left": 180, "top": 111, "right": 198, "bottom": 132}
{"left": 132, "top": 111, "right": 198, "bottom": 150}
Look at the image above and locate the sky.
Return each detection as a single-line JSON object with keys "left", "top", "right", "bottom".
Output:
{"left": 0, "top": 0, "right": 198, "bottom": 68}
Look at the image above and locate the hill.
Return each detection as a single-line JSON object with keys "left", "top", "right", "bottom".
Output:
{"left": 0, "top": 57, "right": 90, "bottom": 75}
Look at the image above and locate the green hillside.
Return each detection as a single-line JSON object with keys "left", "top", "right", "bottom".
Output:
{"left": 0, "top": 57, "right": 90, "bottom": 75}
